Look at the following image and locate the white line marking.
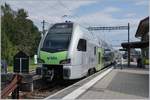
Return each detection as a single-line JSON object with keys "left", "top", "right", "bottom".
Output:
{"left": 62, "top": 67, "right": 113, "bottom": 99}
{"left": 44, "top": 67, "right": 113, "bottom": 100}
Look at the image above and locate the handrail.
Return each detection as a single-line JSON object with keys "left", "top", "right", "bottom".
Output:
{"left": 1, "top": 74, "right": 22, "bottom": 99}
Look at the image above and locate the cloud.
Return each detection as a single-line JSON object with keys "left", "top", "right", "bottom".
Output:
{"left": 7, "top": 2, "right": 95, "bottom": 17}
{"left": 71, "top": 11, "right": 141, "bottom": 45}
{"left": 3, "top": 0, "right": 98, "bottom": 17}
{"left": 135, "top": 0, "right": 148, "bottom": 6}
{"left": 125, "top": 13, "right": 136, "bottom": 18}
{"left": 74, "top": 11, "right": 140, "bottom": 26}
{"left": 3, "top": 0, "right": 140, "bottom": 27}
{"left": 3, "top": 0, "right": 98, "bottom": 30}
{"left": 102, "top": 6, "right": 121, "bottom": 13}
{"left": 2, "top": 0, "right": 146, "bottom": 46}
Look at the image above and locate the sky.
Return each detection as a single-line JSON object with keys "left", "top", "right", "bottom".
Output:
{"left": 1, "top": 0, "right": 149, "bottom": 49}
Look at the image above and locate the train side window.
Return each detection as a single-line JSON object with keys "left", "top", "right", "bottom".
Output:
{"left": 94, "top": 47, "right": 96, "bottom": 55}
{"left": 98, "top": 52, "right": 101, "bottom": 64}
{"left": 77, "top": 39, "right": 87, "bottom": 52}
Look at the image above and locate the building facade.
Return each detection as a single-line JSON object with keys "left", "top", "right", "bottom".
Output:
{"left": 135, "top": 17, "right": 149, "bottom": 65}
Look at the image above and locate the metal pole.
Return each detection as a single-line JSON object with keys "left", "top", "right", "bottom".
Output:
{"left": 20, "top": 58, "right": 22, "bottom": 73}
{"left": 42, "top": 20, "right": 45, "bottom": 36}
{"left": 128, "top": 23, "right": 130, "bottom": 67}
{"left": 40, "top": 20, "right": 45, "bottom": 37}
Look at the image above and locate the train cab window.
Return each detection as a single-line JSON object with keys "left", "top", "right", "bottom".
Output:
{"left": 77, "top": 39, "right": 87, "bottom": 52}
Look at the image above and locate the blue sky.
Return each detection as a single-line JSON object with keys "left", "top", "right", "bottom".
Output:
{"left": 74, "top": 0, "right": 148, "bottom": 18}
{"left": 2, "top": 0, "right": 149, "bottom": 49}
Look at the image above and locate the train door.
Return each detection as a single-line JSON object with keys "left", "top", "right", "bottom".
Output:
{"left": 96, "top": 50, "right": 101, "bottom": 71}
{"left": 94, "top": 46, "right": 97, "bottom": 66}
{"left": 98, "top": 52, "right": 101, "bottom": 65}
{"left": 89, "top": 43, "right": 94, "bottom": 70}
{"left": 77, "top": 39, "right": 87, "bottom": 74}
{"left": 96, "top": 48, "right": 104, "bottom": 71}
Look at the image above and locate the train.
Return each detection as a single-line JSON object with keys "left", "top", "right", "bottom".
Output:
{"left": 36, "top": 22, "right": 115, "bottom": 80}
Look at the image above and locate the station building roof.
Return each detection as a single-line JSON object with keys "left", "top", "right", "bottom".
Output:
{"left": 135, "top": 16, "right": 149, "bottom": 38}
{"left": 121, "top": 41, "right": 149, "bottom": 48}
{"left": 121, "top": 17, "right": 149, "bottom": 49}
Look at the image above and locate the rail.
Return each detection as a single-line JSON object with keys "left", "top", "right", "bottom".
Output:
{"left": 1, "top": 74, "right": 22, "bottom": 99}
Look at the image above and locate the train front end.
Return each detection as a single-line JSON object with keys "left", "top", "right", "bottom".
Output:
{"left": 36, "top": 22, "right": 73, "bottom": 80}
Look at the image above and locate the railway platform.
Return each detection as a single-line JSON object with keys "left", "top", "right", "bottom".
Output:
{"left": 46, "top": 64, "right": 149, "bottom": 99}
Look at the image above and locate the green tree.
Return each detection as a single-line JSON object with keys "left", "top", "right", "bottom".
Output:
{"left": 14, "top": 9, "right": 40, "bottom": 56}
{"left": 1, "top": 3, "right": 41, "bottom": 65}
{"left": 1, "top": 3, "right": 18, "bottom": 65}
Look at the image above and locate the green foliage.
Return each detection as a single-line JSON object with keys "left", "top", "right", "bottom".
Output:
{"left": 1, "top": 33, "right": 18, "bottom": 65}
{"left": 1, "top": 3, "right": 41, "bottom": 65}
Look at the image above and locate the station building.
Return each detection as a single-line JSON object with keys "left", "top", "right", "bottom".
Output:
{"left": 135, "top": 17, "right": 149, "bottom": 65}
{"left": 122, "top": 17, "right": 149, "bottom": 66}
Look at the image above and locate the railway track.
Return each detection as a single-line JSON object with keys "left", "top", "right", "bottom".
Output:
{"left": 2, "top": 65, "right": 112, "bottom": 99}
{"left": 1, "top": 72, "right": 78, "bottom": 99}
{"left": 20, "top": 78, "right": 79, "bottom": 99}
{"left": 23, "top": 67, "right": 111, "bottom": 99}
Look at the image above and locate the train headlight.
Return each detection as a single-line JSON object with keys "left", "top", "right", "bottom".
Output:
{"left": 37, "top": 58, "right": 45, "bottom": 63}
{"left": 60, "top": 59, "right": 71, "bottom": 65}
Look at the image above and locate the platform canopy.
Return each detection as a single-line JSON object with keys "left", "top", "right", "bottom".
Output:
{"left": 121, "top": 41, "right": 149, "bottom": 48}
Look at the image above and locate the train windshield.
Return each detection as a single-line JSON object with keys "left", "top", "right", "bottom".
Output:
{"left": 42, "top": 23, "right": 73, "bottom": 52}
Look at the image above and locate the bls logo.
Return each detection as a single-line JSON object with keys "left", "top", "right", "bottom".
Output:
{"left": 47, "top": 56, "right": 57, "bottom": 60}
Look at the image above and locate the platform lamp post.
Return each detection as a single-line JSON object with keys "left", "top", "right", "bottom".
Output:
{"left": 128, "top": 23, "right": 130, "bottom": 67}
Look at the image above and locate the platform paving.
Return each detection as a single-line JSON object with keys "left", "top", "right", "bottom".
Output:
{"left": 78, "top": 67, "right": 149, "bottom": 99}
{"left": 46, "top": 64, "right": 149, "bottom": 99}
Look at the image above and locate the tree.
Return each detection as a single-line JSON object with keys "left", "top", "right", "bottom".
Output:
{"left": 14, "top": 9, "right": 40, "bottom": 56}
{"left": 1, "top": 3, "right": 18, "bottom": 65}
{"left": 1, "top": 3, "right": 41, "bottom": 65}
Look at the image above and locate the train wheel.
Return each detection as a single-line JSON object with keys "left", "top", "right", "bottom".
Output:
{"left": 88, "top": 68, "right": 95, "bottom": 76}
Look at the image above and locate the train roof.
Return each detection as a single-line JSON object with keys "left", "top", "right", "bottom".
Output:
{"left": 50, "top": 22, "right": 112, "bottom": 48}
